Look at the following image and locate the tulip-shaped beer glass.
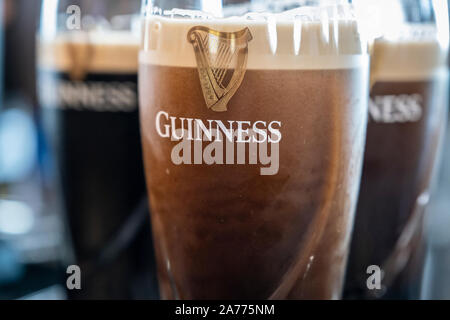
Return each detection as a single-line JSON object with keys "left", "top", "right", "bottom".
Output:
{"left": 38, "top": 0, "right": 157, "bottom": 299}
{"left": 140, "top": 0, "right": 370, "bottom": 299}
{"left": 346, "top": 0, "right": 449, "bottom": 300}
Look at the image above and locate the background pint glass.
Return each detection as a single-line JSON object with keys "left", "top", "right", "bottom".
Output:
{"left": 38, "top": 0, "right": 157, "bottom": 299}
{"left": 140, "top": 0, "right": 369, "bottom": 299}
{"left": 345, "top": 0, "right": 449, "bottom": 299}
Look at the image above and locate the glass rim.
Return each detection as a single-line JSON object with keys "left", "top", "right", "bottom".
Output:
{"left": 142, "top": 1, "right": 356, "bottom": 21}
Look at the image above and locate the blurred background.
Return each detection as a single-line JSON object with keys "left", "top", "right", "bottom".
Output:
{"left": 0, "top": 0, "right": 158, "bottom": 300}
{"left": 0, "top": 0, "right": 66, "bottom": 299}
{"left": 0, "top": 0, "right": 448, "bottom": 300}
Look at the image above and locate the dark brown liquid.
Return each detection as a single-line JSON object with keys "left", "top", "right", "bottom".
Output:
{"left": 38, "top": 67, "right": 158, "bottom": 299}
{"left": 345, "top": 78, "right": 447, "bottom": 299}
{"left": 140, "top": 64, "right": 368, "bottom": 299}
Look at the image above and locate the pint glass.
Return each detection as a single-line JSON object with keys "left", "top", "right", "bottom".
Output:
{"left": 38, "top": 0, "right": 157, "bottom": 299}
{"left": 140, "top": 0, "right": 369, "bottom": 299}
{"left": 346, "top": 0, "right": 449, "bottom": 299}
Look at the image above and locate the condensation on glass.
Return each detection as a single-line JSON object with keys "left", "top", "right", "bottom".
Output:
{"left": 140, "top": 0, "right": 370, "bottom": 300}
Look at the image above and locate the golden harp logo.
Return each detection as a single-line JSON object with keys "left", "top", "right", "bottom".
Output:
{"left": 188, "top": 26, "right": 253, "bottom": 112}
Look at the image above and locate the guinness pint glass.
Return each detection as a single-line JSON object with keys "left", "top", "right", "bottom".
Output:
{"left": 345, "top": 0, "right": 449, "bottom": 299}
{"left": 140, "top": 0, "right": 370, "bottom": 299}
{"left": 38, "top": 0, "right": 157, "bottom": 299}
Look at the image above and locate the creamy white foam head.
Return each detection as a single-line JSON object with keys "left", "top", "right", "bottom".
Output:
{"left": 371, "top": 24, "right": 448, "bottom": 81}
{"left": 39, "top": 31, "right": 140, "bottom": 73}
{"left": 140, "top": 8, "right": 368, "bottom": 70}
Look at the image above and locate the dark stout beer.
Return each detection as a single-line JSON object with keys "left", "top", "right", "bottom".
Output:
{"left": 345, "top": 30, "right": 449, "bottom": 299}
{"left": 140, "top": 13, "right": 369, "bottom": 299}
{"left": 38, "top": 32, "right": 156, "bottom": 299}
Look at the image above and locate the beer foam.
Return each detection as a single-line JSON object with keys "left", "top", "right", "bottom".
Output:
{"left": 38, "top": 31, "right": 140, "bottom": 73}
{"left": 371, "top": 25, "right": 448, "bottom": 81}
{"left": 140, "top": 13, "right": 368, "bottom": 70}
